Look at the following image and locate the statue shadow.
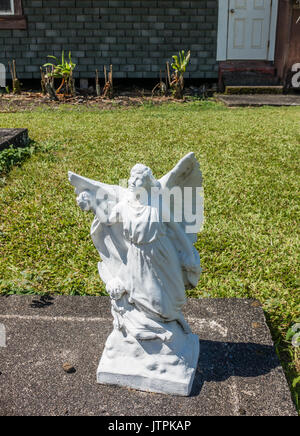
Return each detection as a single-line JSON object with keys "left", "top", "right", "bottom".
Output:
{"left": 190, "top": 339, "right": 280, "bottom": 397}
{"left": 30, "top": 294, "right": 54, "bottom": 309}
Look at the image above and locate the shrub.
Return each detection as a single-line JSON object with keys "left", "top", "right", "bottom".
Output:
{"left": 0, "top": 144, "right": 35, "bottom": 175}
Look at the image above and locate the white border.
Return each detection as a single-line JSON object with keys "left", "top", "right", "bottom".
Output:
{"left": 0, "top": 0, "right": 15, "bottom": 15}
{"left": 216, "top": 0, "right": 279, "bottom": 61}
{"left": 217, "top": 0, "right": 229, "bottom": 61}
{"left": 268, "top": 0, "right": 279, "bottom": 60}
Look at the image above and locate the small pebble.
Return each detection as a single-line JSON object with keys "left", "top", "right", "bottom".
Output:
{"left": 238, "top": 408, "right": 247, "bottom": 416}
{"left": 62, "top": 362, "right": 76, "bottom": 374}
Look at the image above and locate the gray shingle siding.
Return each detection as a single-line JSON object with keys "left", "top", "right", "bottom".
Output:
{"left": 0, "top": 0, "right": 219, "bottom": 79}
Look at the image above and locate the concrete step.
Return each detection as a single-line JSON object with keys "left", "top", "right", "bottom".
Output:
{"left": 219, "top": 60, "right": 276, "bottom": 74}
{"left": 0, "top": 295, "right": 297, "bottom": 416}
{"left": 0, "top": 128, "right": 29, "bottom": 152}
{"left": 217, "top": 94, "right": 300, "bottom": 107}
{"left": 218, "top": 61, "right": 280, "bottom": 91}
{"left": 225, "top": 85, "right": 284, "bottom": 95}
{"left": 223, "top": 71, "right": 280, "bottom": 87}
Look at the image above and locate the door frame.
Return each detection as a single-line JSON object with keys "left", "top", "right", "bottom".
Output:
{"left": 216, "top": 0, "right": 279, "bottom": 61}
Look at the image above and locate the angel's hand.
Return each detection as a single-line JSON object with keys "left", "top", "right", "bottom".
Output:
{"left": 106, "top": 278, "right": 126, "bottom": 300}
{"left": 185, "top": 263, "right": 201, "bottom": 274}
{"left": 77, "top": 191, "right": 93, "bottom": 212}
{"left": 179, "top": 252, "right": 200, "bottom": 273}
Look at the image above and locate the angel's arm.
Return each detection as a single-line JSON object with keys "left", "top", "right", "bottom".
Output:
{"left": 76, "top": 191, "right": 122, "bottom": 227}
{"left": 69, "top": 171, "right": 126, "bottom": 224}
{"left": 106, "top": 202, "right": 123, "bottom": 226}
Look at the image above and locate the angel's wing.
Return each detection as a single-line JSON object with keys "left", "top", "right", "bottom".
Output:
{"left": 159, "top": 152, "right": 202, "bottom": 191}
{"left": 68, "top": 171, "right": 129, "bottom": 286}
{"left": 158, "top": 152, "right": 204, "bottom": 240}
{"left": 158, "top": 153, "right": 204, "bottom": 288}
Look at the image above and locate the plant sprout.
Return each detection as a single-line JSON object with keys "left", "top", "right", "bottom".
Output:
{"left": 43, "top": 51, "right": 76, "bottom": 96}
{"left": 169, "top": 50, "right": 191, "bottom": 99}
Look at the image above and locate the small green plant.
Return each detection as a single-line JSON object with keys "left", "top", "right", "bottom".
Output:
{"left": 285, "top": 322, "right": 300, "bottom": 410}
{"left": 43, "top": 51, "right": 76, "bottom": 97}
{"left": 286, "top": 323, "right": 300, "bottom": 346}
{"left": 169, "top": 50, "right": 191, "bottom": 99}
{"left": 0, "top": 143, "right": 35, "bottom": 175}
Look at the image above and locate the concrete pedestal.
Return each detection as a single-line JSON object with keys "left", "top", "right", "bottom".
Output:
{"left": 0, "top": 296, "right": 297, "bottom": 416}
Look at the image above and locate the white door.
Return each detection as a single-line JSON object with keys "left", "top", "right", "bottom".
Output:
{"left": 227, "top": 0, "right": 272, "bottom": 60}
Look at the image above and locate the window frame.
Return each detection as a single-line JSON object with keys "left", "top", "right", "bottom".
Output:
{"left": 0, "top": 0, "right": 15, "bottom": 15}
{"left": 0, "top": 0, "right": 26, "bottom": 29}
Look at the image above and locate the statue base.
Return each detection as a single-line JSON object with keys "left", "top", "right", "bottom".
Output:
{"left": 97, "top": 321, "right": 199, "bottom": 396}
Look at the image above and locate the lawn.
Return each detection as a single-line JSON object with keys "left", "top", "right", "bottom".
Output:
{"left": 0, "top": 100, "right": 299, "bottom": 410}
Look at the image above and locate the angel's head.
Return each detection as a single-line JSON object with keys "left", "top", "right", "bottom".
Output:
{"left": 128, "top": 164, "right": 160, "bottom": 192}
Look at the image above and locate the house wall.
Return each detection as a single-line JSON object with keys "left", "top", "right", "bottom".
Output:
{"left": 275, "top": 0, "right": 292, "bottom": 80}
{"left": 0, "top": 0, "right": 219, "bottom": 80}
{"left": 275, "top": 0, "right": 300, "bottom": 84}
{"left": 287, "top": 8, "right": 300, "bottom": 69}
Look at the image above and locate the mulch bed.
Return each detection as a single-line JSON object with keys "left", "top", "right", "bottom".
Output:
{"left": 0, "top": 90, "right": 196, "bottom": 112}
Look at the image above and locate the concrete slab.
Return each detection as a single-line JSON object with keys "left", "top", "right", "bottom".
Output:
{"left": 217, "top": 94, "right": 300, "bottom": 107}
{"left": 0, "top": 295, "right": 297, "bottom": 416}
{"left": 0, "top": 128, "right": 29, "bottom": 152}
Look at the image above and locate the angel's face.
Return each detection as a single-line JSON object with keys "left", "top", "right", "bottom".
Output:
{"left": 128, "top": 165, "right": 151, "bottom": 192}
{"left": 128, "top": 171, "right": 147, "bottom": 191}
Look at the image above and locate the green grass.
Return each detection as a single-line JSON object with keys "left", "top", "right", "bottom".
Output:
{"left": 0, "top": 100, "right": 299, "bottom": 410}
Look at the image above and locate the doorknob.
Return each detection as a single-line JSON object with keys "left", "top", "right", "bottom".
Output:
{"left": 230, "top": 9, "right": 235, "bottom": 13}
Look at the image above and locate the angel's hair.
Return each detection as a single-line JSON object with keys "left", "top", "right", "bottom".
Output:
{"left": 130, "top": 164, "right": 160, "bottom": 188}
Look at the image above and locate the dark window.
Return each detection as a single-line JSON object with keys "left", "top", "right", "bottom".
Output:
{"left": 0, "top": 0, "right": 26, "bottom": 29}
{"left": 0, "top": 0, "right": 14, "bottom": 14}
{"left": 0, "top": 0, "right": 15, "bottom": 14}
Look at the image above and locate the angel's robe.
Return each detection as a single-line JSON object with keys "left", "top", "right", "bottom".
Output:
{"left": 98, "top": 198, "right": 187, "bottom": 324}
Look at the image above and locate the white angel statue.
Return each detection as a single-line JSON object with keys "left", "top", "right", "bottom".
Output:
{"left": 68, "top": 152, "right": 204, "bottom": 396}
